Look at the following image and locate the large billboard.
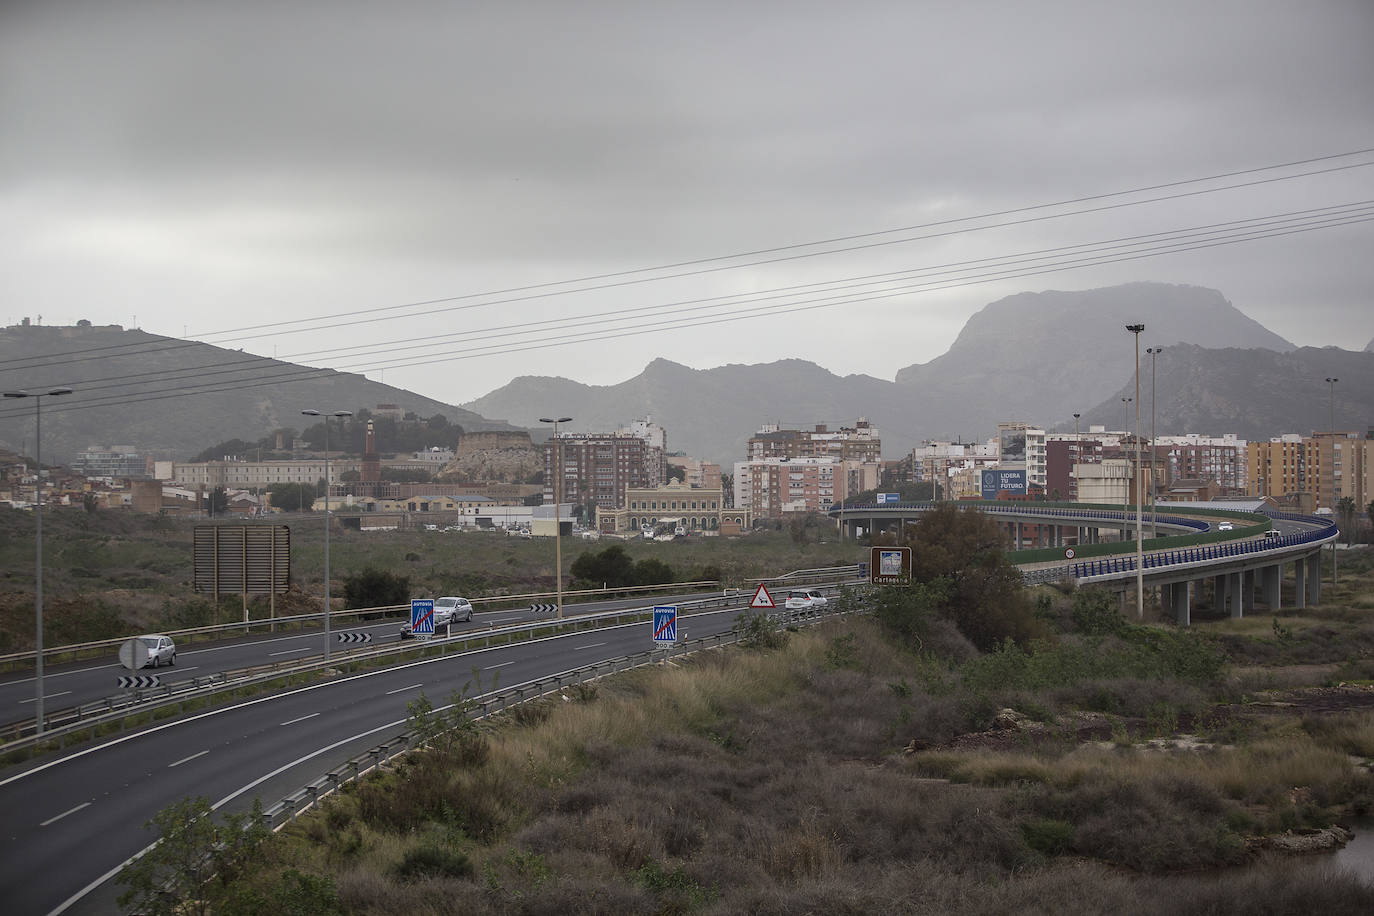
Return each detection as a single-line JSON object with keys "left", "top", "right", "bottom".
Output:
{"left": 999, "top": 428, "right": 1027, "bottom": 463}
{"left": 981, "top": 469, "right": 1027, "bottom": 499}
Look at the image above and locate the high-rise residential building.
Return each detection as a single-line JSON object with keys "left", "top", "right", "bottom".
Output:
{"left": 70, "top": 445, "right": 150, "bottom": 480}
{"left": 748, "top": 418, "right": 881, "bottom": 464}
{"left": 1246, "top": 435, "right": 1314, "bottom": 506}
{"left": 543, "top": 432, "right": 663, "bottom": 511}
{"left": 1309, "top": 431, "right": 1369, "bottom": 512}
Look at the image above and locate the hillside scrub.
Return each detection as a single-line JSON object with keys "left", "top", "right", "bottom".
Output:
{"left": 167, "top": 551, "right": 1374, "bottom": 913}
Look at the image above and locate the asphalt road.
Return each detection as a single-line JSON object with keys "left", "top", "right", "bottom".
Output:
{"left": 0, "top": 590, "right": 723, "bottom": 731}
{"left": 0, "top": 603, "right": 753, "bottom": 915}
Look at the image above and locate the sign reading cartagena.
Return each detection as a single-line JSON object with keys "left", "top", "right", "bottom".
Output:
{"left": 870, "top": 546, "right": 912, "bottom": 585}
{"left": 980, "top": 469, "right": 1027, "bottom": 500}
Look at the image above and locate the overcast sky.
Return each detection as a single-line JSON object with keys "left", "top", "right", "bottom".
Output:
{"left": 3, "top": 0, "right": 1372, "bottom": 412}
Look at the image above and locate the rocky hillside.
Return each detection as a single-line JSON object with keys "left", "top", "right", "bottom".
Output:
{"left": 0, "top": 323, "right": 521, "bottom": 464}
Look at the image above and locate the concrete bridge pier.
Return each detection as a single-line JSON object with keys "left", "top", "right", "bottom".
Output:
{"left": 1229, "top": 570, "right": 1247, "bottom": 619}
{"left": 1214, "top": 574, "right": 1229, "bottom": 616}
{"left": 1262, "top": 564, "right": 1281, "bottom": 611}
{"left": 1294, "top": 557, "right": 1307, "bottom": 610}
{"left": 1306, "top": 554, "right": 1321, "bottom": 606}
{"left": 1164, "top": 580, "right": 1192, "bottom": 626}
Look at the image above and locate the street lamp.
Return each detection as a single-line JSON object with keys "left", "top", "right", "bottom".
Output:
{"left": 1126, "top": 323, "right": 1145, "bottom": 619}
{"left": 302, "top": 408, "right": 353, "bottom": 662}
{"left": 1147, "top": 346, "right": 1163, "bottom": 537}
{"left": 4, "top": 385, "right": 73, "bottom": 733}
{"left": 1325, "top": 377, "right": 1338, "bottom": 583}
{"left": 539, "top": 416, "right": 574, "bottom": 619}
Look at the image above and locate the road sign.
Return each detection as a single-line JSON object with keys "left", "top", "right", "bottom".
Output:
{"left": 857, "top": 561, "right": 869, "bottom": 579}
{"left": 652, "top": 606, "right": 677, "bottom": 645}
{"left": 410, "top": 598, "right": 436, "bottom": 637}
{"left": 750, "top": 584, "right": 776, "bottom": 609}
{"left": 337, "top": 631, "right": 372, "bottom": 644}
{"left": 871, "top": 546, "right": 912, "bottom": 585}
{"left": 118, "top": 675, "right": 161, "bottom": 689}
{"left": 877, "top": 493, "right": 901, "bottom": 504}
{"left": 1064, "top": 547, "right": 1076, "bottom": 559}
{"left": 530, "top": 603, "right": 557, "bottom": 615}
{"left": 117, "top": 638, "right": 149, "bottom": 671}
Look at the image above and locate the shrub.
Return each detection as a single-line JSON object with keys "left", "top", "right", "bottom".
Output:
{"left": 392, "top": 844, "right": 473, "bottom": 880}
{"left": 341, "top": 568, "right": 409, "bottom": 609}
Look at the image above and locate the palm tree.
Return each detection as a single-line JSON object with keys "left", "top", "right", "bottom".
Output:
{"left": 1336, "top": 496, "right": 1357, "bottom": 546}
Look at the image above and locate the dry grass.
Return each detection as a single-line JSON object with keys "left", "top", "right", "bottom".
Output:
{"left": 202, "top": 558, "right": 1374, "bottom": 913}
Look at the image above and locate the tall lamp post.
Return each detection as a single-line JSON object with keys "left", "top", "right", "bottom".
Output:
{"left": 539, "top": 416, "right": 573, "bottom": 619}
{"left": 1127, "top": 323, "right": 1145, "bottom": 619}
{"left": 302, "top": 408, "right": 352, "bottom": 662}
{"left": 4, "top": 385, "right": 73, "bottom": 734}
{"left": 1325, "top": 377, "right": 1338, "bottom": 583}
{"left": 1147, "top": 346, "right": 1163, "bottom": 537}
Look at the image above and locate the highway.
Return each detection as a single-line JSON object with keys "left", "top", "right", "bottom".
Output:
{"left": 0, "top": 601, "right": 753, "bottom": 915}
{"left": 0, "top": 590, "right": 720, "bottom": 732}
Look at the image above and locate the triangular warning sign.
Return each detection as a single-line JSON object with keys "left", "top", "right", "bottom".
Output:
{"left": 750, "top": 583, "right": 776, "bottom": 609}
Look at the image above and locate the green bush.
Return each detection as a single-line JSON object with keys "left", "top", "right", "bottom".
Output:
{"left": 342, "top": 567, "right": 410, "bottom": 609}
{"left": 392, "top": 844, "right": 473, "bottom": 880}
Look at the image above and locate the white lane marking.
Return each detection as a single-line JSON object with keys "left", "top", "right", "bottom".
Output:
{"left": 280, "top": 713, "right": 320, "bottom": 726}
{"left": 483, "top": 661, "right": 515, "bottom": 670}
{"left": 269, "top": 648, "right": 311, "bottom": 657}
{"left": 488, "top": 615, "right": 523, "bottom": 622}
{"left": 41, "top": 801, "right": 91, "bottom": 827}
{"left": 385, "top": 683, "right": 423, "bottom": 696}
{"left": 18, "top": 691, "right": 72, "bottom": 703}
{"left": 168, "top": 750, "right": 210, "bottom": 768}
{"left": 573, "top": 642, "right": 607, "bottom": 650}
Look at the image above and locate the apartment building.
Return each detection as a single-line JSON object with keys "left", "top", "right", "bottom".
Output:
{"left": 748, "top": 418, "right": 881, "bottom": 464}
{"left": 543, "top": 432, "right": 664, "bottom": 511}
{"left": 70, "top": 445, "right": 151, "bottom": 480}
{"left": 1246, "top": 436, "right": 1314, "bottom": 505}
{"left": 1156, "top": 434, "right": 1246, "bottom": 493}
{"left": 733, "top": 456, "right": 879, "bottom": 517}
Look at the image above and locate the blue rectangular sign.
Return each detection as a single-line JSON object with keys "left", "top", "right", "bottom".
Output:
{"left": 652, "top": 605, "right": 677, "bottom": 644}
{"left": 981, "top": 469, "right": 1027, "bottom": 500}
{"left": 410, "top": 598, "right": 436, "bottom": 635}
{"left": 877, "top": 493, "right": 901, "bottom": 504}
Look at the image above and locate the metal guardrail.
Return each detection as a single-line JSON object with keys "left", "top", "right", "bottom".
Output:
{"left": 0, "top": 580, "right": 725, "bottom": 673}
{"left": 1018, "top": 515, "right": 1338, "bottom": 585}
{"left": 0, "top": 571, "right": 859, "bottom": 751}
{"left": 257, "top": 596, "right": 861, "bottom": 831}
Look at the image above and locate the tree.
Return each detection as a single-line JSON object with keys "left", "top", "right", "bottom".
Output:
{"left": 82, "top": 491, "right": 99, "bottom": 514}
{"left": 877, "top": 502, "right": 1046, "bottom": 651}
{"left": 1337, "top": 496, "right": 1357, "bottom": 546}
{"left": 207, "top": 486, "right": 229, "bottom": 516}
{"left": 342, "top": 568, "right": 410, "bottom": 609}
{"left": 117, "top": 796, "right": 268, "bottom": 916}
{"left": 571, "top": 545, "right": 635, "bottom": 587}
{"left": 267, "top": 482, "right": 315, "bottom": 512}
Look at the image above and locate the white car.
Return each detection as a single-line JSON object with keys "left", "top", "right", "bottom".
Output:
{"left": 136, "top": 634, "right": 177, "bottom": 668}
{"left": 784, "top": 589, "right": 828, "bottom": 611}
{"left": 1218, "top": 522, "right": 1234, "bottom": 531}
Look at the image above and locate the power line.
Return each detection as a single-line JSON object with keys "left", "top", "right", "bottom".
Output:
{"left": 6, "top": 205, "right": 1368, "bottom": 423}
{"left": 4, "top": 148, "right": 1371, "bottom": 372}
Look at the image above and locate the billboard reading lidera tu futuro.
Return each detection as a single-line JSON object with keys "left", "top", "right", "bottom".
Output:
{"left": 980, "top": 469, "right": 1027, "bottom": 499}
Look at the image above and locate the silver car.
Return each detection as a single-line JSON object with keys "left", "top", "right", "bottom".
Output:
{"left": 137, "top": 634, "right": 176, "bottom": 668}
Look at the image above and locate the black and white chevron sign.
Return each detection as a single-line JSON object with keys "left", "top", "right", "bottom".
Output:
{"left": 336, "top": 631, "right": 373, "bottom": 644}
{"left": 118, "top": 675, "right": 162, "bottom": 689}
{"left": 530, "top": 603, "right": 557, "bottom": 614}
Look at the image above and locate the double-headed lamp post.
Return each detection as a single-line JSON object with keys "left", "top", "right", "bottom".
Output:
{"left": 1127, "top": 323, "right": 1145, "bottom": 619}
{"left": 539, "top": 417, "right": 573, "bottom": 619}
{"left": 4, "top": 385, "right": 73, "bottom": 734}
{"left": 302, "top": 409, "right": 352, "bottom": 662}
